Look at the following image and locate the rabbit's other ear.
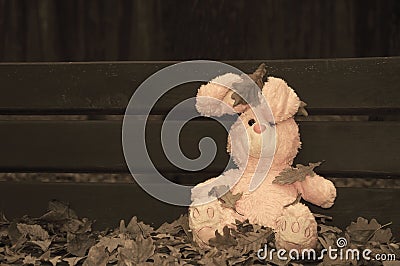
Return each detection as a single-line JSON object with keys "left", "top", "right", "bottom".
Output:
{"left": 262, "top": 77, "right": 301, "bottom": 122}
{"left": 196, "top": 73, "right": 242, "bottom": 117}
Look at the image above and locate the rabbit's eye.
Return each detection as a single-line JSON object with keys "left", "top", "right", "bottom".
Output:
{"left": 248, "top": 119, "right": 256, "bottom": 126}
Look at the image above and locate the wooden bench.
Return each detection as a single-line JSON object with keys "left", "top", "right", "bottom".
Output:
{"left": 0, "top": 58, "right": 399, "bottom": 237}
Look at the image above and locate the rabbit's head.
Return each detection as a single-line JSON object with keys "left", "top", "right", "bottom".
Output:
{"left": 196, "top": 65, "right": 302, "bottom": 172}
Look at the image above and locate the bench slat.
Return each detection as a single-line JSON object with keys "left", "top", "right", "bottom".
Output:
{"left": 0, "top": 182, "right": 398, "bottom": 235}
{"left": 0, "top": 57, "right": 399, "bottom": 115}
{"left": 0, "top": 120, "right": 398, "bottom": 176}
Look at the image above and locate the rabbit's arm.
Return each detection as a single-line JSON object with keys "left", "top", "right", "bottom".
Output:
{"left": 294, "top": 174, "right": 336, "bottom": 208}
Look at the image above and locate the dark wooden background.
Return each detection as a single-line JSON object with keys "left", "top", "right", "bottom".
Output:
{"left": 0, "top": 0, "right": 399, "bottom": 62}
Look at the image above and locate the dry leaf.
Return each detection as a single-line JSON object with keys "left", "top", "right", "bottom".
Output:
{"left": 22, "top": 254, "right": 37, "bottom": 265}
{"left": 208, "top": 185, "right": 230, "bottom": 198}
{"left": 39, "top": 250, "right": 61, "bottom": 266}
{"left": 318, "top": 232, "right": 338, "bottom": 250}
{"left": 156, "top": 214, "right": 187, "bottom": 235}
{"left": 7, "top": 222, "right": 24, "bottom": 245}
{"left": 31, "top": 239, "right": 52, "bottom": 251}
{"left": 48, "top": 255, "right": 62, "bottom": 266}
{"left": 4, "top": 254, "right": 24, "bottom": 264}
{"left": 2, "top": 199, "right": 398, "bottom": 266}
{"left": 97, "top": 236, "right": 124, "bottom": 253}
{"left": 234, "top": 228, "right": 273, "bottom": 254}
{"left": 134, "top": 234, "right": 156, "bottom": 263}
{"left": 382, "top": 262, "right": 400, "bottom": 266}
{"left": 209, "top": 226, "right": 238, "bottom": 248}
{"left": 319, "top": 224, "right": 342, "bottom": 234}
{"left": 166, "top": 244, "right": 181, "bottom": 257}
{"left": 40, "top": 200, "right": 78, "bottom": 221}
{"left": 67, "top": 232, "right": 96, "bottom": 257}
{"left": 149, "top": 253, "right": 178, "bottom": 265}
{"left": 84, "top": 245, "right": 109, "bottom": 266}
{"left": 126, "top": 216, "right": 154, "bottom": 237}
{"left": 219, "top": 191, "right": 243, "bottom": 212}
{"left": 273, "top": 162, "right": 322, "bottom": 185}
{"left": 346, "top": 217, "right": 393, "bottom": 244}
{"left": 63, "top": 256, "right": 85, "bottom": 266}
{"left": 62, "top": 217, "right": 92, "bottom": 234}
{"left": 0, "top": 212, "right": 8, "bottom": 224}
{"left": 209, "top": 186, "right": 243, "bottom": 213}
{"left": 231, "top": 72, "right": 263, "bottom": 107}
{"left": 198, "top": 248, "right": 225, "bottom": 265}
{"left": 119, "top": 219, "right": 126, "bottom": 233}
{"left": 371, "top": 228, "right": 393, "bottom": 244}
{"left": 117, "top": 234, "right": 155, "bottom": 265}
{"left": 17, "top": 223, "right": 49, "bottom": 241}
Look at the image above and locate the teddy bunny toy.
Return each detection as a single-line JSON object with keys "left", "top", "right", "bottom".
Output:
{"left": 188, "top": 64, "right": 337, "bottom": 251}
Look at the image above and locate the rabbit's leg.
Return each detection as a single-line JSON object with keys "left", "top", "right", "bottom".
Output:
{"left": 189, "top": 200, "right": 237, "bottom": 248}
{"left": 275, "top": 203, "right": 318, "bottom": 251}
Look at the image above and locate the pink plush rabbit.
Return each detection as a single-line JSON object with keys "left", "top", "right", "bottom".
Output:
{"left": 188, "top": 65, "right": 336, "bottom": 251}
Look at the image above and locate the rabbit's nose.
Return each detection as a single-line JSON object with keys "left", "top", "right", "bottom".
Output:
{"left": 253, "top": 124, "right": 266, "bottom": 134}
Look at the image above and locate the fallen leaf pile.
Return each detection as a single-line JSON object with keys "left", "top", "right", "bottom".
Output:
{"left": 0, "top": 201, "right": 399, "bottom": 265}
{"left": 0, "top": 200, "right": 94, "bottom": 265}
{"left": 316, "top": 216, "right": 400, "bottom": 266}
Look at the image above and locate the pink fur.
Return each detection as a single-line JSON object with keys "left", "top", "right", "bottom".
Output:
{"left": 294, "top": 174, "right": 337, "bottom": 208}
{"left": 196, "top": 73, "right": 242, "bottom": 117}
{"left": 262, "top": 77, "right": 301, "bottom": 122}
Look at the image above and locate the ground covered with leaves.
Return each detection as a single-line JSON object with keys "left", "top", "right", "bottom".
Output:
{"left": 0, "top": 201, "right": 399, "bottom": 266}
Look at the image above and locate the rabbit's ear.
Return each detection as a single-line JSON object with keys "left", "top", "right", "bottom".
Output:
{"left": 196, "top": 73, "right": 243, "bottom": 117}
{"left": 261, "top": 77, "right": 301, "bottom": 122}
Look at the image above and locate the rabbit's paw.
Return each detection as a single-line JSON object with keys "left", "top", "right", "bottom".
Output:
{"left": 275, "top": 203, "right": 318, "bottom": 251}
{"left": 189, "top": 201, "right": 235, "bottom": 248}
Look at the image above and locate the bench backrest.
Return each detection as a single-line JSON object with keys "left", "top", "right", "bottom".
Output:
{"left": 0, "top": 58, "right": 399, "bottom": 232}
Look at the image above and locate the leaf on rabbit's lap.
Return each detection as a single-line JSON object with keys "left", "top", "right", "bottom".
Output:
{"left": 235, "top": 219, "right": 254, "bottom": 234}
{"left": 208, "top": 185, "right": 242, "bottom": 213}
{"left": 273, "top": 161, "right": 322, "bottom": 185}
{"left": 219, "top": 191, "right": 243, "bottom": 212}
{"left": 209, "top": 226, "right": 238, "bottom": 248}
